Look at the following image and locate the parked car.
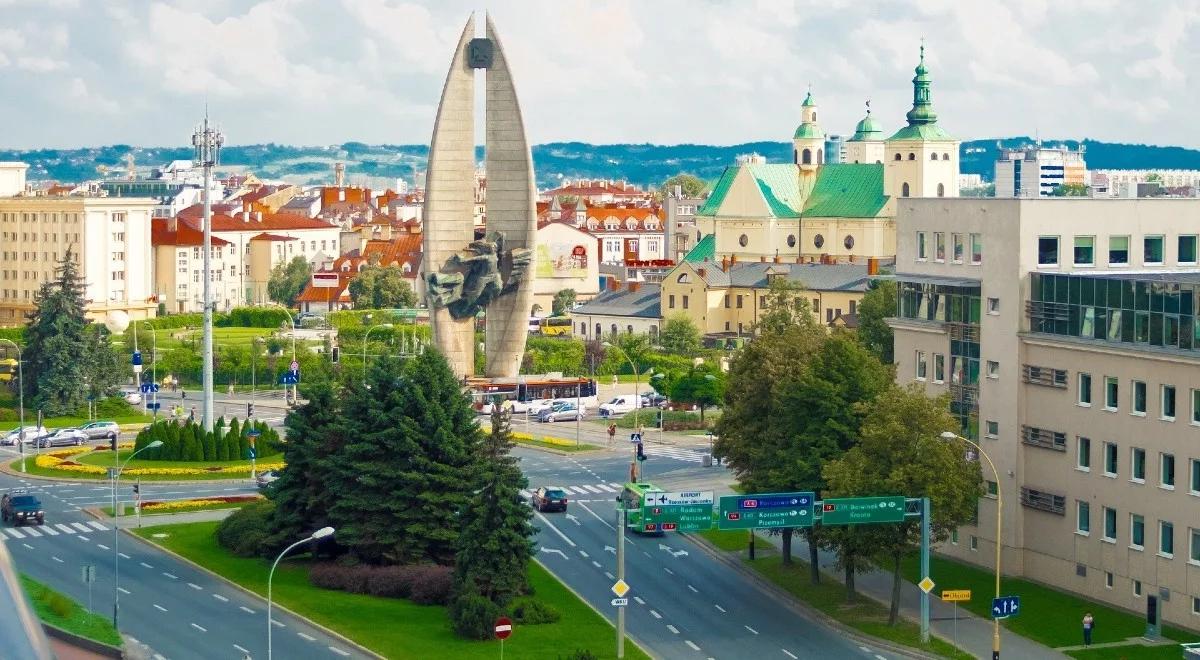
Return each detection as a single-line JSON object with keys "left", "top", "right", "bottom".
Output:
{"left": 537, "top": 401, "right": 585, "bottom": 423}
{"left": 1, "top": 490, "right": 44, "bottom": 526}
{"left": 599, "top": 395, "right": 640, "bottom": 418}
{"left": 641, "top": 393, "right": 668, "bottom": 409}
{"left": 256, "top": 470, "right": 280, "bottom": 490}
{"left": 0, "top": 426, "right": 47, "bottom": 447}
{"left": 530, "top": 487, "right": 568, "bottom": 512}
{"left": 38, "top": 428, "right": 87, "bottom": 448}
{"left": 122, "top": 390, "right": 143, "bottom": 405}
{"left": 80, "top": 421, "right": 120, "bottom": 441}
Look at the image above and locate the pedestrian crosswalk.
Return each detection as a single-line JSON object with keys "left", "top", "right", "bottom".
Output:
{"left": 641, "top": 445, "right": 707, "bottom": 463}
{"left": 520, "top": 482, "right": 623, "bottom": 499}
{"left": 0, "top": 520, "right": 108, "bottom": 541}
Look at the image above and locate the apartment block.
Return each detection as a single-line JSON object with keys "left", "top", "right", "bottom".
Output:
{"left": 891, "top": 197, "right": 1200, "bottom": 630}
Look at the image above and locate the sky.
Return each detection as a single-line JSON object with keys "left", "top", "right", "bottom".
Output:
{"left": 0, "top": 0, "right": 1197, "bottom": 149}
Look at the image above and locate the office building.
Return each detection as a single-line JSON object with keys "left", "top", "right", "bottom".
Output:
{"left": 994, "top": 145, "right": 1087, "bottom": 198}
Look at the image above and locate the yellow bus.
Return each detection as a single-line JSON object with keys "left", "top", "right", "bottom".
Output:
{"left": 538, "top": 317, "right": 573, "bottom": 336}
{"left": 0, "top": 358, "right": 16, "bottom": 384}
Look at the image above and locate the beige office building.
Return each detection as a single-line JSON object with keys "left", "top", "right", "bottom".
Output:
{"left": 0, "top": 162, "right": 156, "bottom": 326}
{"left": 891, "top": 197, "right": 1200, "bottom": 631}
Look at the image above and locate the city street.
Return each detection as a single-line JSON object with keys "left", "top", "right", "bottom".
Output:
{"left": 517, "top": 441, "right": 900, "bottom": 660}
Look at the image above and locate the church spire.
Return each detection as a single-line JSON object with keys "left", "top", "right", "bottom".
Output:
{"left": 905, "top": 42, "right": 938, "bottom": 126}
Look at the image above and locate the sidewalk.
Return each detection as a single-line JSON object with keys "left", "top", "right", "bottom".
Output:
{"left": 750, "top": 532, "right": 1068, "bottom": 659}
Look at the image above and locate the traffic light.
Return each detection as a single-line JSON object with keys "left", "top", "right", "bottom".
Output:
{"left": 110, "top": 435, "right": 117, "bottom": 452}
{"left": 247, "top": 402, "right": 254, "bottom": 418}
{"left": 331, "top": 346, "right": 340, "bottom": 364}
{"left": 132, "top": 483, "right": 139, "bottom": 495}
{"left": 655, "top": 409, "right": 662, "bottom": 426}
{"left": 636, "top": 442, "right": 646, "bottom": 462}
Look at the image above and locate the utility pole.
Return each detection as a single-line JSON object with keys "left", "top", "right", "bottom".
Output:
{"left": 616, "top": 505, "right": 626, "bottom": 659}
{"left": 192, "top": 113, "right": 223, "bottom": 433}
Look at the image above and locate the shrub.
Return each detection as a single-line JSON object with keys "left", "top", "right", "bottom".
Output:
{"left": 215, "top": 500, "right": 275, "bottom": 557}
{"left": 0, "top": 408, "right": 17, "bottom": 422}
{"left": 309, "top": 563, "right": 370, "bottom": 594}
{"left": 558, "top": 651, "right": 599, "bottom": 660}
{"left": 45, "top": 591, "right": 74, "bottom": 618}
{"left": 510, "top": 598, "right": 561, "bottom": 625}
{"left": 218, "top": 306, "right": 291, "bottom": 329}
{"left": 450, "top": 591, "right": 502, "bottom": 640}
{"left": 366, "top": 565, "right": 418, "bottom": 599}
{"left": 409, "top": 564, "right": 454, "bottom": 605}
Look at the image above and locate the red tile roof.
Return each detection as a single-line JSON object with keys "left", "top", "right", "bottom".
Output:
{"left": 151, "top": 218, "right": 233, "bottom": 247}
{"left": 175, "top": 208, "right": 336, "bottom": 232}
{"left": 249, "top": 232, "right": 297, "bottom": 242}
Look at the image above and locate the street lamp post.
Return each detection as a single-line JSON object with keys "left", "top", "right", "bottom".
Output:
{"left": 362, "top": 323, "right": 394, "bottom": 385}
{"left": 267, "top": 303, "right": 297, "bottom": 402}
{"left": 0, "top": 339, "right": 24, "bottom": 472}
{"left": 192, "top": 113, "right": 223, "bottom": 433}
{"left": 113, "top": 440, "right": 163, "bottom": 628}
{"left": 269, "top": 527, "right": 335, "bottom": 660}
{"left": 603, "top": 342, "right": 642, "bottom": 481}
{"left": 942, "top": 430, "right": 1003, "bottom": 659}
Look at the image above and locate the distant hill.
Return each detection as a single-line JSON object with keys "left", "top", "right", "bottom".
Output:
{"left": 5, "top": 138, "right": 1200, "bottom": 191}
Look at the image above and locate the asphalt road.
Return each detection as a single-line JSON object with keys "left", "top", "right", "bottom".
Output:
{"left": 518, "top": 444, "right": 898, "bottom": 660}
{"left": 0, "top": 469, "right": 367, "bottom": 659}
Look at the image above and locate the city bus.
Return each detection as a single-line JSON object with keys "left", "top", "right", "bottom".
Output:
{"left": 466, "top": 375, "right": 598, "bottom": 414}
{"left": 618, "top": 481, "right": 665, "bottom": 535}
{"left": 537, "top": 317, "right": 573, "bottom": 337}
{"left": 0, "top": 358, "right": 16, "bottom": 384}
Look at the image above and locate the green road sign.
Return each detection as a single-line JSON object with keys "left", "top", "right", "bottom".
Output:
{"left": 717, "top": 492, "right": 815, "bottom": 530}
{"left": 641, "top": 504, "right": 713, "bottom": 532}
{"left": 819, "top": 496, "right": 906, "bottom": 525}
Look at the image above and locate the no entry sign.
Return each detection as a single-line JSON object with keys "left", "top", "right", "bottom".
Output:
{"left": 494, "top": 616, "right": 512, "bottom": 640}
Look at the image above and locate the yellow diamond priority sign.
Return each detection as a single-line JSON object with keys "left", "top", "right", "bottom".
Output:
{"left": 611, "top": 579, "right": 630, "bottom": 598}
{"left": 918, "top": 576, "right": 936, "bottom": 594}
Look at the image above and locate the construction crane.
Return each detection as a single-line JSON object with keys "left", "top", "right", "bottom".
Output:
{"left": 124, "top": 153, "right": 136, "bottom": 180}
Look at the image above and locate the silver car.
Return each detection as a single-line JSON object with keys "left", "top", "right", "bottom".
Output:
{"left": 79, "top": 421, "right": 120, "bottom": 441}
{"left": 1, "top": 426, "right": 47, "bottom": 446}
{"left": 38, "top": 428, "right": 87, "bottom": 448}
{"left": 537, "top": 402, "right": 584, "bottom": 423}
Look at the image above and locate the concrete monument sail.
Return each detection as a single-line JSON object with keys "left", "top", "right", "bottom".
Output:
{"left": 423, "top": 13, "right": 537, "bottom": 377}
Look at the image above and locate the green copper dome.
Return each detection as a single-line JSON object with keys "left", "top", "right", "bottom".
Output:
{"left": 793, "top": 122, "right": 825, "bottom": 140}
{"left": 801, "top": 90, "right": 816, "bottom": 107}
{"left": 904, "top": 44, "right": 937, "bottom": 125}
{"left": 850, "top": 103, "right": 882, "bottom": 141}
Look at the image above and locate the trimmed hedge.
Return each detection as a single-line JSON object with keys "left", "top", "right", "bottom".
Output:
{"left": 142, "top": 306, "right": 294, "bottom": 330}
{"left": 133, "top": 417, "right": 281, "bottom": 462}
{"left": 308, "top": 562, "right": 453, "bottom": 605}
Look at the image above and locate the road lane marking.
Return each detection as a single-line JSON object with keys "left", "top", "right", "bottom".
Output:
{"left": 667, "top": 624, "right": 679, "bottom": 634}
{"left": 213, "top": 594, "right": 229, "bottom": 602}
{"left": 191, "top": 623, "right": 207, "bottom": 632}
{"left": 272, "top": 620, "right": 285, "bottom": 628}
{"left": 874, "top": 656, "right": 886, "bottom": 660}
{"left": 591, "top": 560, "right": 602, "bottom": 569}
{"left": 329, "top": 647, "right": 351, "bottom": 657}
{"left": 140, "top": 562, "right": 153, "bottom": 569}
{"left": 117, "top": 587, "right": 130, "bottom": 594}
{"left": 162, "top": 573, "right": 178, "bottom": 579}
{"left": 54, "top": 524, "right": 74, "bottom": 534}
{"left": 23, "top": 527, "right": 42, "bottom": 537}
{"left": 5, "top": 528, "right": 25, "bottom": 539}
{"left": 233, "top": 645, "right": 249, "bottom": 654}
{"left": 119, "top": 552, "right": 131, "bottom": 559}
{"left": 519, "top": 490, "right": 531, "bottom": 499}
{"left": 76, "top": 535, "right": 89, "bottom": 542}
{"left": 714, "top": 604, "right": 725, "bottom": 613}
{"left": 86, "top": 521, "right": 107, "bottom": 531}
{"left": 566, "top": 486, "right": 588, "bottom": 495}
{"left": 687, "top": 584, "right": 698, "bottom": 593}
{"left": 581, "top": 485, "right": 603, "bottom": 493}
{"left": 782, "top": 650, "right": 798, "bottom": 659}
{"left": 534, "top": 512, "right": 577, "bottom": 548}
{"left": 240, "top": 606, "right": 255, "bottom": 614}
{"left": 608, "top": 482, "right": 622, "bottom": 489}
{"left": 70, "top": 523, "right": 91, "bottom": 533}
{"left": 578, "top": 550, "right": 589, "bottom": 558}
{"left": 650, "top": 610, "right": 662, "bottom": 619}
{"left": 663, "top": 567, "right": 674, "bottom": 575}
{"left": 52, "top": 556, "right": 63, "bottom": 563}
{"left": 576, "top": 501, "right": 615, "bottom": 530}
{"left": 298, "top": 632, "right": 316, "bottom": 641}
{"left": 22, "top": 543, "right": 33, "bottom": 549}
{"left": 633, "top": 596, "right": 645, "bottom": 605}
{"left": 745, "top": 625, "right": 758, "bottom": 634}
{"left": 40, "top": 526, "right": 58, "bottom": 536}
{"left": 597, "top": 484, "right": 615, "bottom": 492}
{"left": 187, "top": 582, "right": 202, "bottom": 590}
{"left": 96, "top": 544, "right": 110, "bottom": 550}
{"left": 685, "top": 641, "right": 701, "bottom": 651}
{"left": 604, "top": 571, "right": 614, "bottom": 580}
{"left": 154, "top": 604, "right": 167, "bottom": 612}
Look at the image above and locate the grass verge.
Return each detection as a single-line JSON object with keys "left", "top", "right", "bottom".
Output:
{"left": 899, "top": 554, "right": 1200, "bottom": 648}
{"left": 512, "top": 436, "right": 598, "bottom": 453}
{"left": 7, "top": 456, "right": 260, "bottom": 482}
{"left": 694, "top": 529, "right": 971, "bottom": 659}
{"left": 1065, "top": 644, "right": 1186, "bottom": 659}
{"left": 135, "top": 521, "right": 649, "bottom": 659}
{"left": 20, "top": 574, "right": 121, "bottom": 647}
{"left": 103, "top": 498, "right": 259, "bottom": 517}
{"left": 0, "top": 412, "right": 152, "bottom": 431}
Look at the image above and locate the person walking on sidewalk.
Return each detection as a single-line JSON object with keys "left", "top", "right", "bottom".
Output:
{"left": 607, "top": 423, "right": 616, "bottom": 445}
{"left": 1082, "top": 612, "right": 1094, "bottom": 647}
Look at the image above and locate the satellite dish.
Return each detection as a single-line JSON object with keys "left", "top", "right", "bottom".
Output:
{"left": 104, "top": 310, "right": 130, "bottom": 334}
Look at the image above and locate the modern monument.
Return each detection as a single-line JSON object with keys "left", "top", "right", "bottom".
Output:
{"left": 424, "top": 13, "right": 536, "bottom": 378}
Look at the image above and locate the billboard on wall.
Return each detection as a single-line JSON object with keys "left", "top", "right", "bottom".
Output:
{"left": 312, "top": 272, "right": 340, "bottom": 288}
{"left": 536, "top": 242, "right": 589, "bottom": 279}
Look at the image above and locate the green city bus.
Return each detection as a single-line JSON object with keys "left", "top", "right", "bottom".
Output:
{"left": 618, "top": 481, "right": 665, "bottom": 535}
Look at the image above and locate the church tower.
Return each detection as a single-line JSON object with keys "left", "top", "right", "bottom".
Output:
{"left": 845, "top": 101, "right": 884, "bottom": 164}
{"left": 884, "top": 45, "right": 960, "bottom": 201}
{"left": 791, "top": 89, "right": 825, "bottom": 170}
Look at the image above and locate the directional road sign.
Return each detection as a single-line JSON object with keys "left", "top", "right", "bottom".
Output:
{"left": 611, "top": 579, "right": 630, "bottom": 598}
{"left": 644, "top": 491, "right": 714, "bottom": 506}
{"left": 819, "top": 496, "right": 906, "bottom": 525}
{"left": 611, "top": 598, "right": 629, "bottom": 607}
{"left": 718, "top": 492, "right": 814, "bottom": 530}
{"left": 991, "top": 595, "right": 1020, "bottom": 619}
{"left": 280, "top": 373, "right": 299, "bottom": 385}
{"left": 147, "top": 402, "right": 161, "bottom": 411}
{"left": 941, "top": 590, "right": 971, "bottom": 602}
{"left": 641, "top": 504, "right": 713, "bottom": 532}
{"left": 140, "top": 382, "right": 160, "bottom": 393}
{"left": 80, "top": 565, "right": 96, "bottom": 584}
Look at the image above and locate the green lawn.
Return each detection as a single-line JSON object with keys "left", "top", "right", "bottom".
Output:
{"left": 135, "top": 521, "right": 649, "bottom": 659}
{"left": 1066, "top": 644, "right": 1188, "bottom": 659}
{"left": 513, "top": 437, "right": 599, "bottom": 453}
{"left": 0, "top": 412, "right": 152, "bottom": 431}
{"left": 103, "top": 497, "right": 258, "bottom": 517}
{"left": 899, "top": 554, "right": 1200, "bottom": 648}
{"left": 20, "top": 574, "right": 121, "bottom": 647}
{"left": 76, "top": 448, "right": 270, "bottom": 471}
{"left": 9, "top": 449, "right": 267, "bottom": 482}
{"left": 695, "top": 528, "right": 770, "bottom": 553}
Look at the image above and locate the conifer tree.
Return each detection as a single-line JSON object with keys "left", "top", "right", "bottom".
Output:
{"left": 23, "top": 249, "right": 91, "bottom": 415}
{"left": 266, "top": 375, "right": 341, "bottom": 551}
{"left": 454, "top": 405, "right": 534, "bottom": 605}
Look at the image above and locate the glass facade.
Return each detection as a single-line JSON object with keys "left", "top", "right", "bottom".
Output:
{"left": 1029, "top": 273, "right": 1200, "bottom": 352}
{"left": 898, "top": 280, "right": 982, "bottom": 437}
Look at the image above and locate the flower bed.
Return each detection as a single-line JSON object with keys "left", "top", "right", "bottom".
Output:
{"left": 35, "top": 448, "right": 283, "bottom": 476}
{"left": 511, "top": 432, "right": 574, "bottom": 447}
{"left": 141, "top": 495, "right": 262, "bottom": 512}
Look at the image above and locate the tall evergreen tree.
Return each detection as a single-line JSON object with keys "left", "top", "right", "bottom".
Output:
{"left": 454, "top": 405, "right": 535, "bottom": 605}
{"left": 24, "top": 249, "right": 91, "bottom": 415}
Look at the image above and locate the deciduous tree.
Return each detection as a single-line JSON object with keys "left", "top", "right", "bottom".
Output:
{"left": 347, "top": 265, "right": 418, "bottom": 310}
{"left": 551, "top": 289, "right": 577, "bottom": 316}
{"left": 658, "top": 313, "right": 701, "bottom": 356}
{"left": 267, "top": 256, "right": 310, "bottom": 307}
{"left": 660, "top": 174, "right": 707, "bottom": 198}
{"left": 669, "top": 364, "right": 725, "bottom": 422}
{"left": 855, "top": 280, "right": 896, "bottom": 365}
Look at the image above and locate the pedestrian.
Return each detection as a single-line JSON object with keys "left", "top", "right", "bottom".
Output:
{"left": 1082, "top": 612, "right": 1094, "bottom": 647}
{"left": 180, "top": 387, "right": 186, "bottom": 400}
{"left": 189, "top": 405, "right": 196, "bottom": 422}
{"left": 607, "top": 423, "right": 616, "bottom": 444}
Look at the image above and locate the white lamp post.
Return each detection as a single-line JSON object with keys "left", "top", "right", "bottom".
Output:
{"left": 113, "top": 440, "right": 163, "bottom": 628}
{"left": 269, "top": 527, "right": 335, "bottom": 659}
{"left": 362, "top": 323, "right": 394, "bottom": 385}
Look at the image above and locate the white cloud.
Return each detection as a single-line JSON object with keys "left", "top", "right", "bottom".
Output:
{"left": 66, "top": 77, "right": 118, "bottom": 114}
{"left": 16, "top": 56, "right": 67, "bottom": 72}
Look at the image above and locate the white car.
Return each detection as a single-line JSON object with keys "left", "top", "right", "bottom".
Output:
{"left": 1, "top": 426, "right": 47, "bottom": 446}
{"left": 598, "top": 395, "right": 640, "bottom": 418}
{"left": 122, "top": 390, "right": 143, "bottom": 405}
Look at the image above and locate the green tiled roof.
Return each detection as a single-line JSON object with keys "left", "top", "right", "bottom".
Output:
{"left": 696, "top": 167, "right": 737, "bottom": 216}
{"left": 683, "top": 233, "right": 715, "bottom": 263}
{"left": 801, "top": 164, "right": 888, "bottom": 218}
{"left": 887, "top": 124, "right": 954, "bottom": 141}
{"left": 793, "top": 123, "right": 825, "bottom": 140}
{"left": 697, "top": 164, "right": 806, "bottom": 219}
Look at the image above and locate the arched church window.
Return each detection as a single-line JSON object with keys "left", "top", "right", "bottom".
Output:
{"left": 902, "top": 182, "right": 911, "bottom": 197}
{"left": 595, "top": 323, "right": 602, "bottom": 337}
{"left": 908, "top": 153, "right": 916, "bottom": 161}
{"left": 812, "top": 111, "right": 817, "bottom": 122}
{"left": 894, "top": 153, "right": 902, "bottom": 161}
{"left": 676, "top": 272, "right": 690, "bottom": 284}
{"left": 937, "top": 183, "right": 945, "bottom": 197}
{"left": 802, "top": 149, "right": 812, "bottom": 165}
{"left": 931, "top": 153, "right": 939, "bottom": 161}
{"left": 793, "top": 149, "right": 798, "bottom": 164}
{"left": 943, "top": 153, "right": 950, "bottom": 161}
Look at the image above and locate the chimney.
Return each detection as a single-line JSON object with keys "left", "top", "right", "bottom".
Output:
{"left": 773, "top": 255, "right": 781, "bottom": 263}
{"left": 607, "top": 278, "right": 620, "bottom": 291}
{"left": 759, "top": 256, "right": 766, "bottom": 263}
{"left": 629, "top": 281, "right": 641, "bottom": 293}
{"left": 168, "top": 217, "right": 177, "bottom": 233}
{"left": 242, "top": 211, "right": 250, "bottom": 222}
{"left": 867, "top": 257, "right": 880, "bottom": 276}
{"left": 730, "top": 254, "right": 738, "bottom": 266}
{"left": 721, "top": 255, "right": 729, "bottom": 272}
{"left": 697, "top": 267, "right": 706, "bottom": 277}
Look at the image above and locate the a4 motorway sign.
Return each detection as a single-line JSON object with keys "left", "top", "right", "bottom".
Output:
{"left": 718, "top": 492, "right": 814, "bottom": 530}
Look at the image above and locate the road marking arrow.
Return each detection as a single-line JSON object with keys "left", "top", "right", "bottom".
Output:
{"left": 671, "top": 549, "right": 689, "bottom": 558}
{"left": 604, "top": 545, "right": 616, "bottom": 554}
{"left": 564, "top": 513, "right": 581, "bottom": 526}
{"left": 658, "top": 543, "right": 674, "bottom": 553}
{"left": 539, "top": 547, "right": 568, "bottom": 559}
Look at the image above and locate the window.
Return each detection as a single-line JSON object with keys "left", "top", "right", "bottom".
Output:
{"left": 970, "top": 535, "right": 978, "bottom": 551}
{"left": 1191, "top": 458, "right": 1200, "bottom": 494}
{"left": 1038, "top": 236, "right": 1059, "bottom": 266}
{"left": 1192, "top": 528, "right": 1200, "bottom": 563}
{"left": 1105, "top": 377, "right": 1119, "bottom": 410}
{"left": 738, "top": 234, "right": 748, "bottom": 247}
{"left": 985, "top": 420, "right": 999, "bottom": 438}
{"left": 1132, "top": 380, "right": 1147, "bottom": 415}
{"left": 1160, "top": 521, "right": 1174, "bottom": 556}
{"left": 933, "top": 354, "right": 945, "bottom": 383}
{"left": 723, "top": 295, "right": 730, "bottom": 308}
{"left": 736, "top": 295, "right": 743, "bottom": 309}
{"left": 1131, "top": 514, "right": 1145, "bottom": 548}
{"left": 1105, "top": 572, "right": 1114, "bottom": 589}
{"left": 1132, "top": 448, "right": 1146, "bottom": 482}
{"left": 1144, "top": 235, "right": 1164, "bottom": 264}
{"left": 970, "top": 233, "right": 983, "bottom": 264}
{"left": 1076, "top": 501, "right": 1090, "bottom": 534}
{"left": 952, "top": 233, "right": 964, "bottom": 263}
{"left": 915, "top": 351, "right": 927, "bottom": 380}
{"left": 934, "top": 233, "right": 945, "bottom": 261}
{"left": 987, "top": 297, "right": 999, "bottom": 315}
{"left": 1073, "top": 236, "right": 1095, "bottom": 266}
{"left": 937, "top": 183, "right": 945, "bottom": 197}
{"left": 668, "top": 294, "right": 675, "bottom": 309}
{"left": 986, "top": 361, "right": 999, "bottom": 379}
{"left": 951, "top": 530, "right": 958, "bottom": 545}
{"left": 1162, "top": 385, "right": 1176, "bottom": 420}
{"left": 814, "top": 234, "right": 824, "bottom": 248}
{"left": 1103, "top": 507, "right": 1117, "bottom": 541}
{"left": 1161, "top": 453, "right": 1175, "bottom": 488}
{"left": 1134, "top": 580, "right": 1142, "bottom": 597}
{"left": 1193, "top": 389, "right": 1200, "bottom": 424}
{"left": 1076, "top": 437, "right": 1091, "bottom": 470}
{"left": 1179, "top": 235, "right": 1198, "bottom": 264}
{"left": 1103, "top": 442, "right": 1118, "bottom": 476}
{"left": 1109, "top": 236, "right": 1129, "bottom": 265}
{"left": 1078, "top": 373, "right": 1092, "bottom": 406}
{"left": 682, "top": 295, "right": 689, "bottom": 310}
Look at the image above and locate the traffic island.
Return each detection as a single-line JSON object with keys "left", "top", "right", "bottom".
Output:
{"left": 8, "top": 445, "right": 281, "bottom": 482}
{"left": 20, "top": 574, "right": 123, "bottom": 655}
